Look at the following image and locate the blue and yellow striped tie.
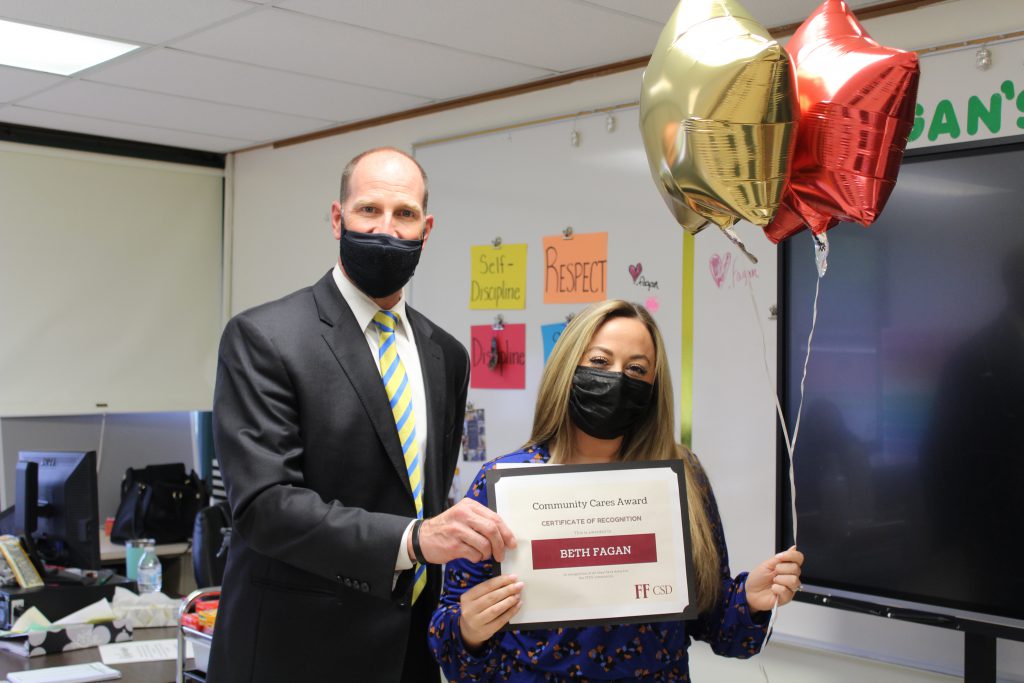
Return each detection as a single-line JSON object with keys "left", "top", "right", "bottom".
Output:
{"left": 373, "top": 310, "right": 427, "bottom": 604}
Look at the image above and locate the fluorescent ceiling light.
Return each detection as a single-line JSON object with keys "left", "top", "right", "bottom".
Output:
{"left": 0, "top": 19, "right": 138, "bottom": 76}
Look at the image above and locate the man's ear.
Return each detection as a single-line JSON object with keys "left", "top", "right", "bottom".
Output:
{"left": 420, "top": 215, "right": 434, "bottom": 248}
{"left": 330, "top": 201, "right": 343, "bottom": 240}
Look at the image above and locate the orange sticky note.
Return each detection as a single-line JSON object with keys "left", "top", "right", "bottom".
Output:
{"left": 542, "top": 232, "right": 608, "bottom": 303}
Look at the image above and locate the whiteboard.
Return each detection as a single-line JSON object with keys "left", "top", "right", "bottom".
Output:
{"left": 0, "top": 142, "right": 224, "bottom": 416}
{"left": 413, "top": 107, "right": 686, "bottom": 497}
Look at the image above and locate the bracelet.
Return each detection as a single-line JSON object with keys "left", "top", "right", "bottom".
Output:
{"left": 411, "top": 518, "right": 428, "bottom": 565}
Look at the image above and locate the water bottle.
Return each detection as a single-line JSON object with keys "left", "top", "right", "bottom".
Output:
{"left": 136, "top": 540, "right": 162, "bottom": 594}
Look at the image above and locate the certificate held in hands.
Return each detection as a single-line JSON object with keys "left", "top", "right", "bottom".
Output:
{"left": 486, "top": 460, "right": 697, "bottom": 630}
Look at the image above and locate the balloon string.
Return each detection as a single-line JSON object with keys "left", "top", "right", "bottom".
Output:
{"left": 757, "top": 598, "right": 778, "bottom": 679}
{"left": 790, "top": 274, "right": 821, "bottom": 459}
{"left": 746, "top": 270, "right": 820, "bottom": 548}
{"left": 745, "top": 254, "right": 822, "bottom": 667}
{"left": 760, "top": 593, "right": 780, "bottom": 652}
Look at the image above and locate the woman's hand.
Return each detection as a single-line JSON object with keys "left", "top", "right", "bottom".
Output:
{"left": 458, "top": 574, "right": 524, "bottom": 651}
{"left": 745, "top": 545, "right": 805, "bottom": 612}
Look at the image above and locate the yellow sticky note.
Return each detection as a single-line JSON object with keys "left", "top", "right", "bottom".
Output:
{"left": 469, "top": 243, "right": 527, "bottom": 309}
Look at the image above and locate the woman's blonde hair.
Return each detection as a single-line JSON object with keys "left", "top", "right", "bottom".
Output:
{"left": 526, "top": 299, "right": 720, "bottom": 612}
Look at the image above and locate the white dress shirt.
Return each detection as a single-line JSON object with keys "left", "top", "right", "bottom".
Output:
{"left": 333, "top": 264, "right": 426, "bottom": 573}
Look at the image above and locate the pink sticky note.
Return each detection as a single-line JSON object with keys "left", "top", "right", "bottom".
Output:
{"left": 470, "top": 324, "right": 526, "bottom": 389}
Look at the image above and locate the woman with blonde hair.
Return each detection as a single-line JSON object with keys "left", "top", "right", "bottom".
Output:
{"left": 429, "top": 299, "right": 803, "bottom": 681}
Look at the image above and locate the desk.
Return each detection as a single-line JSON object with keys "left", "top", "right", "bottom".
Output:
{"left": 99, "top": 536, "right": 190, "bottom": 563}
{"left": 0, "top": 627, "right": 190, "bottom": 683}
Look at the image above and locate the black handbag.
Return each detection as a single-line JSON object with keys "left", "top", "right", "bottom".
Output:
{"left": 111, "top": 463, "right": 208, "bottom": 544}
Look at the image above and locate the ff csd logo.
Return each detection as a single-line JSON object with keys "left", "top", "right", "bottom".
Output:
{"left": 634, "top": 583, "right": 673, "bottom": 599}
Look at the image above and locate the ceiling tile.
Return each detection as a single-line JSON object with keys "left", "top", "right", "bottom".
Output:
{"left": 577, "top": 0, "right": 678, "bottom": 24}
{"left": 171, "top": 8, "right": 554, "bottom": 100}
{"left": 0, "top": 0, "right": 925, "bottom": 153}
{"left": 0, "top": 0, "right": 256, "bottom": 44}
{"left": 0, "top": 104, "right": 251, "bottom": 152}
{"left": 17, "top": 80, "right": 334, "bottom": 142}
{"left": 758, "top": 0, "right": 882, "bottom": 27}
{"left": 86, "top": 48, "right": 429, "bottom": 121}
{"left": 582, "top": 0, "right": 886, "bottom": 32}
{"left": 279, "top": 0, "right": 662, "bottom": 71}
{"left": 0, "top": 65, "right": 63, "bottom": 103}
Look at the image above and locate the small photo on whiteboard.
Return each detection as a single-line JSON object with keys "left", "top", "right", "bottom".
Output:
{"left": 462, "top": 409, "right": 486, "bottom": 461}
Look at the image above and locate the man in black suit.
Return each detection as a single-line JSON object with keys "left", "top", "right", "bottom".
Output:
{"left": 207, "top": 148, "right": 515, "bottom": 682}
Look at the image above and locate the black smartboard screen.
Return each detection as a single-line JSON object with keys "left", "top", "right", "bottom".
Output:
{"left": 781, "top": 136, "right": 1024, "bottom": 621}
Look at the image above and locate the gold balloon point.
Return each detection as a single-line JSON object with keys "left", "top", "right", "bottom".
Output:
{"left": 703, "top": 213, "right": 758, "bottom": 265}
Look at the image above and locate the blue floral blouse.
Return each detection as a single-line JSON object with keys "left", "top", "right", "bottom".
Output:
{"left": 428, "top": 445, "right": 770, "bottom": 682}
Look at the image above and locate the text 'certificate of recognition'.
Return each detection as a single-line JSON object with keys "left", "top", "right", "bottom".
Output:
{"left": 486, "top": 460, "right": 697, "bottom": 630}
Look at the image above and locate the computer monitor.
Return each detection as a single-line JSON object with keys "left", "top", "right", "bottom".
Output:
{"left": 8, "top": 451, "right": 101, "bottom": 570}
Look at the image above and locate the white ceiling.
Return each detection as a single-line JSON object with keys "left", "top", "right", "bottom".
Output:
{"left": 0, "top": 0, "right": 881, "bottom": 154}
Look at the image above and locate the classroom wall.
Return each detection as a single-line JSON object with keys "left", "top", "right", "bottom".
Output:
{"left": 228, "top": 1, "right": 1024, "bottom": 679}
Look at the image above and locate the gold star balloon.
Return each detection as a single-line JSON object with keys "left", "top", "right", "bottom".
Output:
{"left": 640, "top": 0, "right": 799, "bottom": 260}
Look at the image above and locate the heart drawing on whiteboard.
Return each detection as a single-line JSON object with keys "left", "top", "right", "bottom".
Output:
{"left": 628, "top": 262, "right": 643, "bottom": 283}
{"left": 709, "top": 253, "right": 732, "bottom": 289}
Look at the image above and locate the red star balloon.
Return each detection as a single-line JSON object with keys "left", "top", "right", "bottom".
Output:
{"left": 763, "top": 0, "right": 920, "bottom": 243}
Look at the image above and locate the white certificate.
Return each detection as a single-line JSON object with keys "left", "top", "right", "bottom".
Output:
{"left": 486, "top": 460, "right": 697, "bottom": 630}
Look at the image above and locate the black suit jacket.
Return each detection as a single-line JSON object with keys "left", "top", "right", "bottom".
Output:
{"left": 206, "top": 271, "right": 469, "bottom": 682}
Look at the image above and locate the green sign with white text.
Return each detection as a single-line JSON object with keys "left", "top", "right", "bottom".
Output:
{"left": 910, "top": 40, "right": 1024, "bottom": 147}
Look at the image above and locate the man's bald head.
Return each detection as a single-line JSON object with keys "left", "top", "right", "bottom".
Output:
{"left": 339, "top": 147, "right": 429, "bottom": 213}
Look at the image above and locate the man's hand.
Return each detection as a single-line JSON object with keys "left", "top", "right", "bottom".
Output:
{"left": 410, "top": 498, "right": 517, "bottom": 564}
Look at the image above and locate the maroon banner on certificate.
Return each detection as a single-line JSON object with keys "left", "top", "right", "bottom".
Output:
{"left": 532, "top": 533, "right": 658, "bottom": 570}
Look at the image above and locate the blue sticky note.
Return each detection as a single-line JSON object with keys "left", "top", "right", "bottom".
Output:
{"left": 541, "top": 322, "right": 568, "bottom": 365}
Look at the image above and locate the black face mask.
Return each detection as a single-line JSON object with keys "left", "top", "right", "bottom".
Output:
{"left": 568, "top": 366, "right": 654, "bottom": 440}
{"left": 339, "top": 222, "right": 424, "bottom": 298}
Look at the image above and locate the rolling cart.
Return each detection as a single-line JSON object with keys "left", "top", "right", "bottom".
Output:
{"left": 177, "top": 586, "right": 220, "bottom": 683}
